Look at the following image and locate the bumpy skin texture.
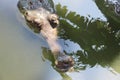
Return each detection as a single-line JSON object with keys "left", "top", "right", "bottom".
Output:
{"left": 17, "top": 0, "right": 74, "bottom": 72}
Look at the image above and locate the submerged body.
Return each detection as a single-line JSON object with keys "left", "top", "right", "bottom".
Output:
{"left": 17, "top": 0, "right": 74, "bottom": 72}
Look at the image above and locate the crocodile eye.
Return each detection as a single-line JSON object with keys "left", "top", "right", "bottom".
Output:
{"left": 48, "top": 14, "right": 59, "bottom": 21}
{"left": 48, "top": 14, "right": 59, "bottom": 28}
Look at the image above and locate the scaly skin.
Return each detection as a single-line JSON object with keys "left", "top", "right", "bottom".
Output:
{"left": 17, "top": 0, "right": 74, "bottom": 72}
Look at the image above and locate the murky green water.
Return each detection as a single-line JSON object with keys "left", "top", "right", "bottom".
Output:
{"left": 0, "top": 0, "right": 120, "bottom": 80}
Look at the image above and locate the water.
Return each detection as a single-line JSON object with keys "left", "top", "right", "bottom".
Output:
{"left": 0, "top": 0, "right": 120, "bottom": 80}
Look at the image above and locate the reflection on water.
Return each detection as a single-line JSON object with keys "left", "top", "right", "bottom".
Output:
{"left": 54, "top": 0, "right": 107, "bottom": 21}
{"left": 0, "top": 0, "right": 120, "bottom": 80}
{"left": 53, "top": 0, "right": 120, "bottom": 80}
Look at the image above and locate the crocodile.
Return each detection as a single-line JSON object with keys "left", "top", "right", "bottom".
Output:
{"left": 17, "top": 0, "right": 74, "bottom": 72}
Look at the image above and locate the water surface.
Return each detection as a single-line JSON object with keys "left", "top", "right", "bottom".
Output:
{"left": 0, "top": 0, "right": 120, "bottom": 80}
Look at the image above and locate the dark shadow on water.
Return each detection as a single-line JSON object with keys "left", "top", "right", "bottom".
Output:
{"left": 54, "top": 0, "right": 120, "bottom": 71}
{"left": 41, "top": 0, "right": 120, "bottom": 79}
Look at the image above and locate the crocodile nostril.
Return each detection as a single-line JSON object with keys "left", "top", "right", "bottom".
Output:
{"left": 25, "top": 11, "right": 28, "bottom": 16}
